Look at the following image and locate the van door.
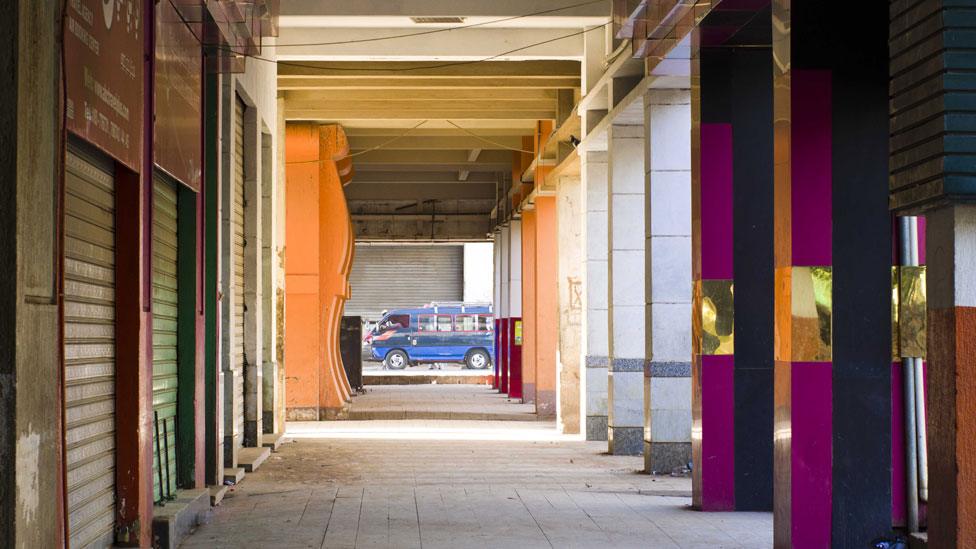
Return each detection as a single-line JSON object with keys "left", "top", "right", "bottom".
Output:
{"left": 416, "top": 314, "right": 454, "bottom": 360}
{"left": 371, "top": 312, "right": 412, "bottom": 360}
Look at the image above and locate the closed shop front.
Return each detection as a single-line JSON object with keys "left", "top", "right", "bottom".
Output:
{"left": 345, "top": 245, "right": 463, "bottom": 321}
{"left": 232, "top": 94, "right": 246, "bottom": 451}
{"left": 152, "top": 175, "right": 179, "bottom": 501}
{"left": 64, "top": 146, "right": 117, "bottom": 548}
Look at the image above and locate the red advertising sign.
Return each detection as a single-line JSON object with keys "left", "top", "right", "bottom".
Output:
{"left": 155, "top": 0, "right": 202, "bottom": 192}
{"left": 65, "top": 0, "right": 143, "bottom": 171}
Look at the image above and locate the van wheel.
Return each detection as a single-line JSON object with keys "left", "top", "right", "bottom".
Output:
{"left": 465, "top": 349, "right": 491, "bottom": 370}
{"left": 385, "top": 350, "right": 409, "bottom": 370}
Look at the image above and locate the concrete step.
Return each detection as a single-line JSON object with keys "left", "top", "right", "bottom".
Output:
{"left": 262, "top": 432, "right": 285, "bottom": 452}
{"left": 152, "top": 488, "right": 211, "bottom": 549}
{"left": 239, "top": 447, "right": 271, "bottom": 473}
{"left": 364, "top": 374, "right": 492, "bottom": 385}
{"left": 223, "top": 467, "right": 245, "bottom": 486}
{"left": 209, "top": 485, "right": 228, "bottom": 506}
{"left": 344, "top": 410, "right": 538, "bottom": 421}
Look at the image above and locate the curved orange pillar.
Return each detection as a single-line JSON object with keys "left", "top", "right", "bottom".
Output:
{"left": 285, "top": 123, "right": 355, "bottom": 420}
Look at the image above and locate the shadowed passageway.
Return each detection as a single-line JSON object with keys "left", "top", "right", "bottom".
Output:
{"left": 181, "top": 413, "right": 771, "bottom": 548}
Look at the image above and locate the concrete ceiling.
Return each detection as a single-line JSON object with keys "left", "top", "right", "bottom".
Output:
{"left": 276, "top": 1, "right": 610, "bottom": 240}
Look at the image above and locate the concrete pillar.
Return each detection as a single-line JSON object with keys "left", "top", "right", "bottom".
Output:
{"left": 557, "top": 175, "right": 584, "bottom": 434}
{"left": 242, "top": 105, "right": 264, "bottom": 447}
{"left": 643, "top": 89, "right": 693, "bottom": 471}
{"left": 772, "top": 3, "right": 891, "bottom": 546}
{"left": 498, "top": 225, "right": 511, "bottom": 393}
{"left": 219, "top": 74, "right": 242, "bottom": 467}
{"left": 508, "top": 219, "right": 524, "bottom": 399}
{"left": 492, "top": 229, "right": 502, "bottom": 388}
{"left": 691, "top": 41, "right": 774, "bottom": 510}
{"left": 582, "top": 151, "right": 610, "bottom": 440}
{"left": 522, "top": 210, "right": 537, "bottom": 404}
{"left": 535, "top": 198, "right": 559, "bottom": 418}
{"left": 1, "top": 4, "right": 62, "bottom": 546}
{"left": 607, "top": 124, "right": 646, "bottom": 455}
{"left": 926, "top": 205, "right": 976, "bottom": 546}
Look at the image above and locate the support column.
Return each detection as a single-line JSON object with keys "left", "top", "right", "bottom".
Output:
{"left": 607, "top": 125, "right": 646, "bottom": 455}
{"left": 926, "top": 206, "right": 976, "bottom": 546}
{"left": 508, "top": 219, "right": 523, "bottom": 400}
{"left": 557, "top": 174, "right": 583, "bottom": 434}
{"left": 691, "top": 39, "right": 774, "bottom": 510}
{"left": 535, "top": 197, "right": 558, "bottom": 418}
{"left": 522, "top": 209, "right": 537, "bottom": 404}
{"left": 889, "top": 3, "right": 976, "bottom": 544}
{"left": 498, "top": 224, "right": 510, "bottom": 394}
{"left": 2, "top": 4, "right": 63, "bottom": 546}
{"left": 493, "top": 228, "right": 502, "bottom": 389}
{"left": 644, "top": 89, "right": 693, "bottom": 472}
{"left": 583, "top": 151, "right": 610, "bottom": 440}
{"left": 772, "top": 2, "right": 891, "bottom": 546}
{"left": 242, "top": 106, "right": 263, "bottom": 447}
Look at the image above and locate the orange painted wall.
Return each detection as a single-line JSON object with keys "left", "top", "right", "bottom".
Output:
{"left": 284, "top": 123, "right": 354, "bottom": 419}
{"left": 521, "top": 209, "right": 537, "bottom": 404}
{"left": 535, "top": 195, "right": 558, "bottom": 418}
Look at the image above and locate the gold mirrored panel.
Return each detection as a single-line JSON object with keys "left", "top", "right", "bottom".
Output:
{"left": 898, "top": 266, "right": 927, "bottom": 358}
{"left": 790, "top": 266, "right": 832, "bottom": 362}
{"left": 701, "top": 279, "right": 734, "bottom": 356}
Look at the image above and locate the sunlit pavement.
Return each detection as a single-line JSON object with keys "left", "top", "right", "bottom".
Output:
{"left": 181, "top": 417, "right": 772, "bottom": 548}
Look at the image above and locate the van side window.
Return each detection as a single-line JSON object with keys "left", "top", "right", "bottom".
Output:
{"left": 419, "top": 314, "right": 452, "bottom": 332}
{"left": 478, "top": 315, "right": 493, "bottom": 332}
{"left": 455, "top": 314, "right": 477, "bottom": 331}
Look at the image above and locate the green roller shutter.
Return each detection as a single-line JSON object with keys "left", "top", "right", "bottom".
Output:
{"left": 152, "top": 174, "right": 179, "bottom": 502}
{"left": 232, "top": 94, "right": 246, "bottom": 449}
{"left": 64, "top": 147, "right": 117, "bottom": 548}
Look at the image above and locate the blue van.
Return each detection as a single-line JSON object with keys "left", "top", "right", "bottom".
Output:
{"left": 364, "top": 303, "right": 494, "bottom": 370}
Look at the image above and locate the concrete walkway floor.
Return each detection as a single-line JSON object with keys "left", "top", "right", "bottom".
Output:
{"left": 180, "top": 420, "right": 772, "bottom": 548}
{"left": 344, "top": 385, "right": 537, "bottom": 421}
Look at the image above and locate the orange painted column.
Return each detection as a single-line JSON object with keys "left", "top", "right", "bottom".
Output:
{"left": 521, "top": 209, "right": 538, "bottom": 404}
{"left": 284, "top": 124, "right": 354, "bottom": 420}
{"left": 535, "top": 195, "right": 559, "bottom": 418}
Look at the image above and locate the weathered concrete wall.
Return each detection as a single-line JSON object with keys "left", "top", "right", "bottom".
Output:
{"left": 2, "top": 3, "right": 62, "bottom": 547}
{"left": 557, "top": 175, "right": 583, "bottom": 434}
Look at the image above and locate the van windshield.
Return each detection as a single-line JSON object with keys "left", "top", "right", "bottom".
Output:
{"left": 376, "top": 314, "right": 409, "bottom": 332}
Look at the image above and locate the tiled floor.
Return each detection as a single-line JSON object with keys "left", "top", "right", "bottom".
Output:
{"left": 181, "top": 416, "right": 772, "bottom": 548}
{"left": 344, "top": 385, "right": 537, "bottom": 421}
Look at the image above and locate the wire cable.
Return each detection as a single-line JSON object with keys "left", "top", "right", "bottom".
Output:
{"left": 445, "top": 121, "right": 535, "bottom": 154}
{"left": 284, "top": 120, "right": 430, "bottom": 165}
{"left": 266, "top": 0, "right": 606, "bottom": 48}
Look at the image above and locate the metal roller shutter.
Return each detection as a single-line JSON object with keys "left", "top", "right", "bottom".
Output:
{"left": 151, "top": 175, "right": 179, "bottom": 502}
{"left": 232, "top": 95, "right": 246, "bottom": 450}
{"left": 64, "top": 147, "right": 116, "bottom": 548}
{"left": 345, "top": 245, "right": 464, "bottom": 321}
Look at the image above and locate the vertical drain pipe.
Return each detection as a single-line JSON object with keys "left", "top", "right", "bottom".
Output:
{"left": 908, "top": 218, "right": 929, "bottom": 504}
{"left": 899, "top": 216, "right": 919, "bottom": 533}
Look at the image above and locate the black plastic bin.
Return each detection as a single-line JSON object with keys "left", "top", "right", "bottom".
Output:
{"left": 340, "top": 316, "right": 364, "bottom": 391}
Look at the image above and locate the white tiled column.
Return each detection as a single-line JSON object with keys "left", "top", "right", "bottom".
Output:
{"left": 644, "top": 89, "right": 693, "bottom": 473}
{"left": 608, "top": 125, "right": 647, "bottom": 455}
{"left": 582, "top": 151, "right": 610, "bottom": 441}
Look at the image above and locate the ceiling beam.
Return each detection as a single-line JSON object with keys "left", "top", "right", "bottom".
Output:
{"left": 347, "top": 171, "right": 498, "bottom": 183}
{"left": 283, "top": 88, "right": 557, "bottom": 101}
{"left": 349, "top": 135, "right": 522, "bottom": 151}
{"left": 277, "top": 76, "right": 582, "bottom": 90}
{"left": 276, "top": 60, "right": 582, "bottom": 78}
{"left": 279, "top": 0, "right": 608, "bottom": 18}
{"left": 283, "top": 98, "right": 556, "bottom": 112}
{"left": 285, "top": 108, "right": 557, "bottom": 120}
{"left": 345, "top": 182, "right": 497, "bottom": 200}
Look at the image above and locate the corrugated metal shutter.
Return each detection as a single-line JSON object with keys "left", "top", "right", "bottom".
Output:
{"left": 345, "top": 245, "right": 463, "bottom": 321}
{"left": 232, "top": 95, "right": 246, "bottom": 450}
{"left": 151, "top": 175, "right": 179, "bottom": 502}
{"left": 64, "top": 147, "right": 116, "bottom": 549}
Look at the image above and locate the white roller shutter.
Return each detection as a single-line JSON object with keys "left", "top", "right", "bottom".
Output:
{"left": 64, "top": 147, "right": 116, "bottom": 549}
{"left": 345, "top": 245, "right": 463, "bottom": 321}
{"left": 232, "top": 95, "right": 246, "bottom": 450}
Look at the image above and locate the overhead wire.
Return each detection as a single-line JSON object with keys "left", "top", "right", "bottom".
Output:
{"left": 264, "top": 0, "right": 607, "bottom": 48}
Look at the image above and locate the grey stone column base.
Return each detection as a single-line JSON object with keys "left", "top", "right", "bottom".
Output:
{"left": 586, "top": 415, "right": 608, "bottom": 441}
{"left": 609, "top": 426, "right": 643, "bottom": 455}
{"left": 643, "top": 441, "right": 692, "bottom": 474}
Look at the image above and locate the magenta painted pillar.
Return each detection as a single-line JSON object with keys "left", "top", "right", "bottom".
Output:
{"left": 693, "top": 123, "right": 736, "bottom": 511}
